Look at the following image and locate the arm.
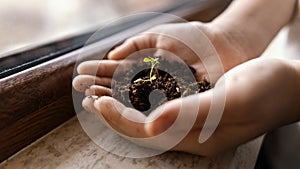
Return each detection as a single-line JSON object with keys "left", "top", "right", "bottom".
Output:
{"left": 289, "top": 60, "right": 300, "bottom": 122}
{"left": 72, "top": 0, "right": 300, "bottom": 156}
{"left": 208, "top": 0, "right": 297, "bottom": 60}
{"left": 187, "top": 0, "right": 298, "bottom": 71}
{"left": 104, "top": 1, "right": 297, "bottom": 72}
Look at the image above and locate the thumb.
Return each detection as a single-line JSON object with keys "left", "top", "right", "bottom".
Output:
{"left": 107, "top": 34, "right": 156, "bottom": 60}
{"left": 144, "top": 100, "right": 181, "bottom": 136}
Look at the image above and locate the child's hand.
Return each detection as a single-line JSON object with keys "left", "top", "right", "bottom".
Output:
{"left": 73, "top": 22, "right": 253, "bottom": 92}
{"left": 74, "top": 56, "right": 300, "bottom": 156}
{"left": 72, "top": 22, "right": 270, "bottom": 156}
{"left": 72, "top": 0, "right": 300, "bottom": 157}
{"left": 107, "top": 22, "right": 252, "bottom": 75}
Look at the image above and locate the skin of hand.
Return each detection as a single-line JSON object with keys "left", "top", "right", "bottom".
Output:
{"left": 72, "top": 0, "right": 299, "bottom": 157}
{"left": 72, "top": 21, "right": 256, "bottom": 93}
{"left": 107, "top": 21, "right": 253, "bottom": 73}
{"left": 72, "top": 0, "right": 297, "bottom": 92}
{"left": 74, "top": 58, "right": 300, "bottom": 156}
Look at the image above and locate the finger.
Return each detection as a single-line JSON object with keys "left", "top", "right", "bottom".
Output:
{"left": 85, "top": 85, "right": 112, "bottom": 97}
{"left": 82, "top": 96, "right": 99, "bottom": 114}
{"left": 73, "top": 75, "right": 112, "bottom": 92}
{"left": 190, "top": 62, "right": 210, "bottom": 82}
{"left": 143, "top": 92, "right": 217, "bottom": 155}
{"left": 144, "top": 101, "right": 179, "bottom": 136}
{"left": 145, "top": 92, "right": 211, "bottom": 136}
{"left": 94, "top": 96, "right": 149, "bottom": 138}
{"left": 77, "top": 60, "right": 120, "bottom": 77}
{"left": 107, "top": 34, "right": 156, "bottom": 60}
{"left": 82, "top": 96, "right": 109, "bottom": 126}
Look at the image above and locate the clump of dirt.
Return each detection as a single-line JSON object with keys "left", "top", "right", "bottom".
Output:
{"left": 112, "top": 58, "right": 212, "bottom": 115}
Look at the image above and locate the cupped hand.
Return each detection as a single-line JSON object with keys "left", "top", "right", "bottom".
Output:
{"left": 72, "top": 22, "right": 296, "bottom": 156}
{"left": 74, "top": 56, "right": 299, "bottom": 156}
{"left": 107, "top": 22, "right": 252, "bottom": 72}
{"left": 73, "top": 21, "right": 253, "bottom": 92}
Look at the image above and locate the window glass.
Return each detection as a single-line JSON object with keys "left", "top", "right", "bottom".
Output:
{"left": 0, "top": 0, "right": 182, "bottom": 57}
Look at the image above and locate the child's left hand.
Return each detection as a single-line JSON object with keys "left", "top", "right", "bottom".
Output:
{"left": 73, "top": 58, "right": 300, "bottom": 156}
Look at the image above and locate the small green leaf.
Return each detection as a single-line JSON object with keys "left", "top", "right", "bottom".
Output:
{"left": 134, "top": 78, "right": 143, "bottom": 83}
{"left": 150, "top": 75, "right": 156, "bottom": 80}
{"left": 143, "top": 58, "right": 151, "bottom": 62}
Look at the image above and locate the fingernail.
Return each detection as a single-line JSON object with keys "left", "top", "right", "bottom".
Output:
{"left": 87, "top": 95, "right": 99, "bottom": 101}
{"left": 85, "top": 89, "right": 89, "bottom": 96}
{"left": 85, "top": 88, "right": 93, "bottom": 96}
{"left": 94, "top": 96, "right": 108, "bottom": 106}
{"left": 82, "top": 96, "right": 99, "bottom": 114}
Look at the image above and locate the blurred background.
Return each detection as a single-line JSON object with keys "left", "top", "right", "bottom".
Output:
{"left": 0, "top": 0, "right": 181, "bottom": 57}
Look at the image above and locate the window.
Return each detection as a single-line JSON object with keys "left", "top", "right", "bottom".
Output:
{"left": 0, "top": 0, "right": 183, "bottom": 57}
{"left": 0, "top": 0, "right": 231, "bottom": 162}
{"left": 0, "top": 0, "right": 185, "bottom": 78}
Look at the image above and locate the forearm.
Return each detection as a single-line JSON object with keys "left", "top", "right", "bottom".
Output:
{"left": 211, "top": 0, "right": 297, "bottom": 59}
{"left": 290, "top": 60, "right": 300, "bottom": 122}
{"left": 274, "top": 59, "right": 300, "bottom": 127}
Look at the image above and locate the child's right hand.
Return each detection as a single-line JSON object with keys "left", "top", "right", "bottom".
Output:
{"left": 73, "top": 21, "right": 255, "bottom": 93}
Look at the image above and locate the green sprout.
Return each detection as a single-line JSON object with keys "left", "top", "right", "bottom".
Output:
{"left": 134, "top": 56, "right": 159, "bottom": 83}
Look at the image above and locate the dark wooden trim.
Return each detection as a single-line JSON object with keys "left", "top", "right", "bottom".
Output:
{"left": 0, "top": 33, "right": 92, "bottom": 79}
{"left": 0, "top": 0, "right": 231, "bottom": 162}
{"left": 0, "top": 0, "right": 229, "bottom": 79}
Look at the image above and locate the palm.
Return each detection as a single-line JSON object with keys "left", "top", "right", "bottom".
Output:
{"left": 72, "top": 22, "right": 262, "bottom": 156}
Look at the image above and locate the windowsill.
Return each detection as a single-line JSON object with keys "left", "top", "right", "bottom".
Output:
{"left": 0, "top": 116, "right": 263, "bottom": 169}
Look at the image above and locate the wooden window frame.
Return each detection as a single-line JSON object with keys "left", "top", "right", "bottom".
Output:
{"left": 0, "top": 0, "right": 231, "bottom": 162}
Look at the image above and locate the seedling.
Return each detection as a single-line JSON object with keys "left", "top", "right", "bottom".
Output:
{"left": 134, "top": 56, "right": 159, "bottom": 83}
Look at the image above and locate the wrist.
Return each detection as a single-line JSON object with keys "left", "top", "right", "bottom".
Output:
{"left": 191, "top": 21, "right": 256, "bottom": 70}
{"left": 290, "top": 60, "right": 300, "bottom": 121}
{"left": 254, "top": 59, "right": 300, "bottom": 129}
{"left": 208, "top": 0, "right": 297, "bottom": 61}
{"left": 208, "top": 20, "right": 265, "bottom": 60}
{"left": 273, "top": 60, "right": 300, "bottom": 126}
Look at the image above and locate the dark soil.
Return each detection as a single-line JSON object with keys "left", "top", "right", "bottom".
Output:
{"left": 112, "top": 58, "right": 212, "bottom": 115}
